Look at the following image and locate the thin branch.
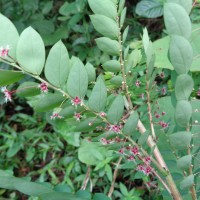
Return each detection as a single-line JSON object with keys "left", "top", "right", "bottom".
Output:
{"left": 81, "top": 166, "right": 91, "bottom": 190}
{"left": 108, "top": 157, "right": 122, "bottom": 198}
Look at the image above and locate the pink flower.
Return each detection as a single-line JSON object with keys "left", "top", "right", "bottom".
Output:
{"left": 135, "top": 80, "right": 141, "bottom": 87}
{"left": 154, "top": 112, "right": 160, "bottom": 119}
{"left": 161, "top": 111, "right": 166, "bottom": 116}
{"left": 144, "top": 156, "right": 151, "bottom": 164}
{"left": 100, "top": 138, "right": 108, "bottom": 145}
{"left": 127, "top": 156, "right": 135, "bottom": 161}
{"left": 0, "top": 45, "right": 9, "bottom": 57}
{"left": 118, "top": 148, "right": 124, "bottom": 154}
{"left": 161, "top": 86, "right": 167, "bottom": 95}
{"left": 39, "top": 82, "right": 48, "bottom": 93}
{"left": 136, "top": 164, "right": 145, "bottom": 172}
{"left": 131, "top": 146, "right": 139, "bottom": 155}
{"left": 160, "top": 72, "right": 165, "bottom": 78}
{"left": 144, "top": 165, "right": 152, "bottom": 175}
{"left": 74, "top": 112, "right": 81, "bottom": 121}
{"left": 50, "top": 112, "right": 63, "bottom": 120}
{"left": 71, "top": 96, "right": 82, "bottom": 106}
{"left": 1, "top": 86, "right": 12, "bottom": 103}
{"left": 110, "top": 124, "right": 121, "bottom": 133}
{"left": 99, "top": 112, "right": 106, "bottom": 117}
{"left": 159, "top": 121, "right": 169, "bottom": 129}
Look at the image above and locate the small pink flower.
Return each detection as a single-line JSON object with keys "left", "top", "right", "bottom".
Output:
{"left": 0, "top": 45, "right": 9, "bottom": 57}
{"left": 161, "top": 111, "right": 166, "bottom": 116}
{"left": 144, "top": 165, "right": 152, "bottom": 175}
{"left": 161, "top": 86, "right": 167, "bottom": 95}
{"left": 110, "top": 124, "right": 121, "bottom": 133}
{"left": 74, "top": 112, "right": 81, "bottom": 121}
{"left": 131, "top": 146, "right": 139, "bottom": 155}
{"left": 160, "top": 72, "right": 165, "bottom": 78}
{"left": 39, "top": 82, "right": 48, "bottom": 93}
{"left": 144, "top": 156, "right": 151, "bottom": 164}
{"left": 159, "top": 121, "right": 169, "bottom": 129}
{"left": 100, "top": 138, "right": 108, "bottom": 145}
{"left": 154, "top": 112, "right": 160, "bottom": 119}
{"left": 127, "top": 156, "right": 135, "bottom": 161}
{"left": 50, "top": 112, "right": 63, "bottom": 120}
{"left": 99, "top": 112, "right": 106, "bottom": 117}
{"left": 135, "top": 80, "right": 141, "bottom": 87}
{"left": 1, "top": 86, "right": 12, "bottom": 103}
{"left": 136, "top": 164, "right": 145, "bottom": 172}
{"left": 71, "top": 96, "right": 82, "bottom": 106}
{"left": 118, "top": 148, "right": 124, "bottom": 154}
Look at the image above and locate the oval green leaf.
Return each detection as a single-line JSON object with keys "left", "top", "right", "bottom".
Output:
{"left": 175, "top": 100, "right": 192, "bottom": 128}
{"left": 88, "top": 77, "right": 107, "bottom": 112}
{"left": 175, "top": 74, "right": 194, "bottom": 100}
{"left": 16, "top": 82, "right": 40, "bottom": 97}
{"left": 85, "top": 62, "right": 96, "bottom": 83}
{"left": 164, "top": 3, "right": 191, "bottom": 38}
{"left": 67, "top": 58, "right": 88, "bottom": 98}
{"left": 177, "top": 155, "right": 192, "bottom": 170}
{"left": 90, "top": 14, "right": 118, "bottom": 39}
{"left": 180, "top": 175, "right": 194, "bottom": 190}
{"left": 107, "top": 95, "right": 124, "bottom": 124}
{"left": 169, "top": 35, "right": 193, "bottom": 75}
{"left": 95, "top": 37, "right": 120, "bottom": 56}
{"left": 16, "top": 27, "right": 45, "bottom": 75}
{"left": 45, "top": 41, "right": 69, "bottom": 88}
{"left": 88, "top": 0, "right": 117, "bottom": 20}
{"left": 102, "top": 60, "right": 121, "bottom": 72}
{"left": 0, "top": 13, "right": 19, "bottom": 59}
{"left": 167, "top": 0, "right": 192, "bottom": 14}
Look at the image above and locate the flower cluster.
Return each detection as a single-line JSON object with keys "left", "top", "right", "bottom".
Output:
{"left": 74, "top": 112, "right": 81, "bottom": 121}
{"left": 71, "top": 96, "right": 82, "bottom": 106}
{"left": 0, "top": 45, "right": 9, "bottom": 58}
{"left": 39, "top": 82, "right": 48, "bottom": 93}
{"left": 136, "top": 164, "right": 152, "bottom": 175}
{"left": 50, "top": 112, "right": 63, "bottom": 120}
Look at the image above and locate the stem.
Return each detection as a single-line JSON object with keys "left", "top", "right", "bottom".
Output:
{"left": 108, "top": 157, "right": 122, "bottom": 197}
{"left": 81, "top": 166, "right": 91, "bottom": 190}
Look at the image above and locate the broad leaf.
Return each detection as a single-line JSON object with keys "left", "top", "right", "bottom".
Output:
{"left": 16, "top": 27, "right": 45, "bottom": 75}
{"left": 16, "top": 82, "right": 40, "bottom": 97}
{"left": 95, "top": 37, "right": 120, "bottom": 56}
{"left": 120, "top": 7, "right": 126, "bottom": 27}
{"left": 180, "top": 175, "right": 194, "bottom": 190}
{"left": 45, "top": 41, "right": 69, "bottom": 88}
{"left": 102, "top": 60, "right": 121, "bottom": 72}
{"left": 90, "top": 14, "right": 118, "bottom": 39}
{"left": 123, "top": 112, "right": 139, "bottom": 136}
{"left": 169, "top": 35, "right": 193, "bottom": 75}
{"left": 0, "top": 70, "right": 24, "bottom": 86}
{"left": 0, "top": 13, "right": 19, "bottom": 59}
{"left": 85, "top": 62, "right": 96, "bottom": 83}
{"left": 88, "top": 0, "right": 117, "bottom": 20}
{"left": 88, "top": 77, "right": 107, "bottom": 112}
{"left": 175, "top": 100, "right": 192, "bottom": 128}
{"left": 169, "top": 131, "right": 192, "bottom": 150}
{"left": 136, "top": 0, "right": 164, "bottom": 18}
{"left": 177, "top": 155, "right": 192, "bottom": 170}
{"left": 67, "top": 58, "right": 88, "bottom": 98}
{"left": 110, "top": 75, "right": 123, "bottom": 87}
{"left": 167, "top": 0, "right": 192, "bottom": 14}
{"left": 175, "top": 74, "right": 194, "bottom": 100}
{"left": 93, "top": 193, "right": 111, "bottom": 200}
{"left": 40, "top": 192, "right": 83, "bottom": 200}
{"left": 107, "top": 95, "right": 124, "bottom": 124}
{"left": 164, "top": 3, "right": 191, "bottom": 38}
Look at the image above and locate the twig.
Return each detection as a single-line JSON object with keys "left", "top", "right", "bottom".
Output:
{"left": 108, "top": 157, "right": 122, "bottom": 197}
{"left": 81, "top": 166, "right": 91, "bottom": 190}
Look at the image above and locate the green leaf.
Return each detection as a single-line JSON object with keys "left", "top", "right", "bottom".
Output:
{"left": 93, "top": 193, "right": 111, "bottom": 200}
{"left": 120, "top": 7, "right": 126, "bottom": 27}
{"left": 175, "top": 100, "right": 192, "bottom": 128}
{"left": 85, "top": 63, "right": 96, "bottom": 83}
{"left": 15, "top": 182, "right": 53, "bottom": 196}
{"left": 102, "top": 60, "right": 121, "bottom": 72}
{"left": 164, "top": 3, "right": 191, "bottom": 38}
{"left": 180, "top": 175, "right": 194, "bottom": 190}
{"left": 78, "top": 141, "right": 106, "bottom": 165}
{"left": 138, "top": 131, "right": 149, "bottom": 145}
{"left": 0, "top": 70, "right": 24, "bottom": 86}
{"left": 119, "top": 0, "right": 125, "bottom": 14}
{"left": 123, "top": 112, "right": 139, "bottom": 136}
{"left": 122, "top": 26, "right": 129, "bottom": 43}
{"left": 167, "top": 0, "right": 192, "bottom": 14}
{"left": 120, "top": 183, "right": 129, "bottom": 196}
{"left": 16, "top": 82, "right": 40, "bottom": 97}
{"left": 105, "top": 164, "right": 112, "bottom": 182}
{"left": 30, "top": 93, "right": 65, "bottom": 112}
{"left": 0, "top": 13, "right": 19, "bottom": 59}
{"left": 67, "top": 58, "right": 88, "bottom": 98}
{"left": 90, "top": 14, "right": 118, "bottom": 39}
{"left": 107, "top": 95, "right": 124, "bottom": 124}
{"left": 169, "top": 131, "right": 192, "bottom": 150}
{"left": 136, "top": 0, "right": 164, "bottom": 18}
{"left": 169, "top": 35, "right": 193, "bottom": 74}
{"left": 110, "top": 75, "right": 123, "bottom": 87}
{"left": 175, "top": 74, "right": 194, "bottom": 100}
{"left": 16, "top": 27, "right": 45, "bottom": 75}
{"left": 40, "top": 192, "right": 82, "bottom": 200}
{"left": 177, "top": 155, "right": 192, "bottom": 170}
{"left": 95, "top": 37, "right": 120, "bottom": 56}
{"left": 45, "top": 41, "right": 69, "bottom": 88}
{"left": 74, "top": 118, "right": 103, "bottom": 132}
{"left": 88, "top": 77, "right": 107, "bottom": 112}
{"left": 88, "top": 0, "right": 117, "bottom": 20}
